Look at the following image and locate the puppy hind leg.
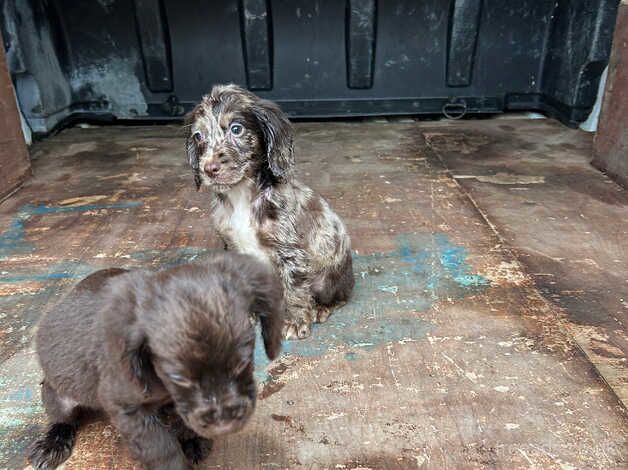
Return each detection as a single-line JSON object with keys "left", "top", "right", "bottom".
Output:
{"left": 310, "top": 276, "right": 333, "bottom": 323}
{"left": 29, "top": 382, "right": 80, "bottom": 469}
{"left": 278, "top": 253, "right": 318, "bottom": 339}
{"left": 315, "top": 305, "right": 333, "bottom": 324}
{"left": 311, "top": 249, "right": 355, "bottom": 323}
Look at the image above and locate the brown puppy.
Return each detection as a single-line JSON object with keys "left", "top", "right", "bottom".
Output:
{"left": 185, "top": 84, "right": 354, "bottom": 340}
{"left": 29, "top": 253, "right": 283, "bottom": 470}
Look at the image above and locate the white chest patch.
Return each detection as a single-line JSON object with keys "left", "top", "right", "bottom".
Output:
{"left": 217, "top": 185, "right": 270, "bottom": 265}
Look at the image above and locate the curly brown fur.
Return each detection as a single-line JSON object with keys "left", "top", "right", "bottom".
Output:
{"left": 185, "top": 84, "right": 355, "bottom": 339}
{"left": 29, "top": 254, "right": 283, "bottom": 470}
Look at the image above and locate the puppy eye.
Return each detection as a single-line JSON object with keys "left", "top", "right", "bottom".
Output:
{"left": 168, "top": 373, "right": 193, "bottom": 388}
{"left": 229, "top": 123, "right": 244, "bottom": 136}
{"left": 192, "top": 131, "right": 203, "bottom": 143}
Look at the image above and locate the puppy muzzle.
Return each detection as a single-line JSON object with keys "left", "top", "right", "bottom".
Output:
{"left": 185, "top": 400, "right": 253, "bottom": 438}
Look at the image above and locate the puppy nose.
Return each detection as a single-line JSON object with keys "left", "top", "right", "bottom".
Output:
{"left": 203, "top": 161, "right": 221, "bottom": 177}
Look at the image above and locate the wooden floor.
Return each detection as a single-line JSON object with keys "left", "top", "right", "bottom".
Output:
{"left": 0, "top": 118, "right": 626, "bottom": 469}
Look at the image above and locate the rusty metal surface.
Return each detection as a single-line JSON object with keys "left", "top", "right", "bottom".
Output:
{"left": 593, "top": 1, "right": 628, "bottom": 188}
{"left": 0, "top": 37, "right": 31, "bottom": 199}
{"left": 0, "top": 122, "right": 626, "bottom": 469}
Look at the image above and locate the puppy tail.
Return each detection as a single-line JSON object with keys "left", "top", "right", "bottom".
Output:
{"left": 28, "top": 422, "right": 78, "bottom": 469}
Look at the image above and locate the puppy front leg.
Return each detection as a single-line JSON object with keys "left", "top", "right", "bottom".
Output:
{"left": 107, "top": 405, "right": 191, "bottom": 470}
{"left": 276, "top": 249, "right": 317, "bottom": 340}
{"left": 177, "top": 431, "right": 213, "bottom": 465}
{"left": 160, "top": 405, "right": 213, "bottom": 464}
{"left": 282, "top": 280, "right": 317, "bottom": 340}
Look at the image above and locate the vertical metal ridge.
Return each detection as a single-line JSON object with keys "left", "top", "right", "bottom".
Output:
{"left": 133, "top": 0, "right": 172, "bottom": 92}
{"left": 240, "top": 0, "right": 272, "bottom": 90}
{"left": 447, "top": 0, "right": 482, "bottom": 87}
{"left": 346, "top": 0, "right": 377, "bottom": 89}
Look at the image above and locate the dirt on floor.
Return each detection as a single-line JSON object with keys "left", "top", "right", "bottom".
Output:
{"left": 0, "top": 118, "right": 626, "bottom": 469}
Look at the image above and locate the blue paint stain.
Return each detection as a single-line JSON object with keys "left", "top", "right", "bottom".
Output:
{"left": 434, "top": 234, "right": 490, "bottom": 288}
{"left": 0, "top": 261, "right": 96, "bottom": 285}
{"left": 0, "top": 201, "right": 142, "bottom": 259}
{"left": 378, "top": 285, "right": 399, "bottom": 294}
{"left": 0, "top": 216, "right": 488, "bottom": 385}
{"left": 3, "top": 387, "right": 34, "bottom": 403}
{"left": 254, "top": 233, "right": 490, "bottom": 381}
{"left": 0, "top": 218, "right": 32, "bottom": 258}
{"left": 1, "top": 271, "right": 80, "bottom": 283}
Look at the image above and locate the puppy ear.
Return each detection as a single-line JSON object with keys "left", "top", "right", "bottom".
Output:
{"left": 258, "top": 297, "right": 284, "bottom": 361}
{"left": 102, "top": 272, "right": 154, "bottom": 393}
{"left": 184, "top": 110, "right": 202, "bottom": 191}
{"left": 251, "top": 99, "right": 294, "bottom": 182}
{"left": 123, "top": 326, "right": 153, "bottom": 392}
{"left": 243, "top": 260, "right": 284, "bottom": 360}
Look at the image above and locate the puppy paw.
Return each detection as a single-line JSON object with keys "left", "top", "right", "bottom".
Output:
{"left": 282, "top": 318, "right": 312, "bottom": 340}
{"left": 180, "top": 436, "right": 213, "bottom": 464}
{"left": 29, "top": 423, "right": 76, "bottom": 469}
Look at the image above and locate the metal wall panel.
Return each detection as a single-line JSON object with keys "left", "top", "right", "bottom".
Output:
{"left": 0, "top": 0, "right": 619, "bottom": 133}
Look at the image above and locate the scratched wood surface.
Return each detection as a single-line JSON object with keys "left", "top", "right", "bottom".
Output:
{"left": 0, "top": 121, "right": 626, "bottom": 469}
{"left": 422, "top": 118, "right": 628, "bottom": 408}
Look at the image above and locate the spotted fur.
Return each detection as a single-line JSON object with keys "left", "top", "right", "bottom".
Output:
{"left": 185, "top": 84, "right": 354, "bottom": 339}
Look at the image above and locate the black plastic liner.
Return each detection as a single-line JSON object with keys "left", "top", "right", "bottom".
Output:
{"left": 0, "top": 0, "right": 618, "bottom": 134}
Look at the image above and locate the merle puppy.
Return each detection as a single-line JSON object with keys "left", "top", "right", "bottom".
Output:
{"left": 29, "top": 253, "right": 283, "bottom": 470}
{"left": 185, "top": 84, "right": 354, "bottom": 340}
